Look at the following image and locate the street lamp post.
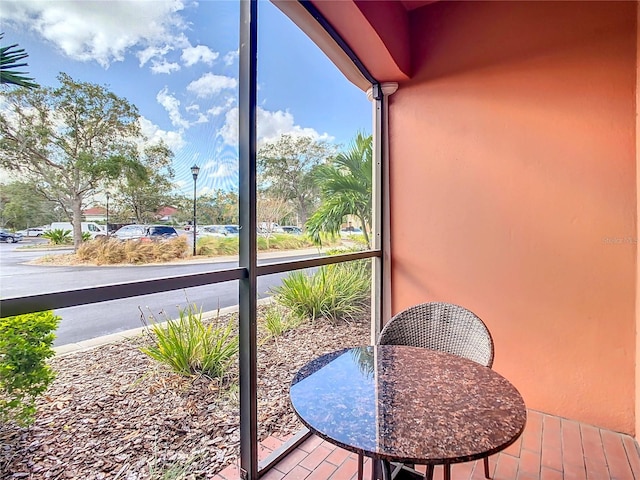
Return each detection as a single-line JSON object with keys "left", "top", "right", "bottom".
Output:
{"left": 105, "top": 192, "right": 110, "bottom": 236}
{"left": 191, "top": 164, "right": 200, "bottom": 256}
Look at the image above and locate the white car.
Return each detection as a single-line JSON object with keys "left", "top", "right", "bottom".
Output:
{"left": 16, "top": 227, "right": 48, "bottom": 237}
{"left": 112, "top": 224, "right": 147, "bottom": 240}
{"left": 199, "top": 225, "right": 228, "bottom": 237}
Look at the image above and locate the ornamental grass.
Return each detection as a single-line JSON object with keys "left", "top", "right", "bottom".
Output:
{"left": 76, "top": 236, "right": 188, "bottom": 264}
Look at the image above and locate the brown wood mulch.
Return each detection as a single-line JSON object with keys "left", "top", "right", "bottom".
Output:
{"left": 0, "top": 314, "right": 370, "bottom": 479}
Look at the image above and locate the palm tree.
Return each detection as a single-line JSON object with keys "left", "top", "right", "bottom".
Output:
{"left": 305, "top": 132, "right": 372, "bottom": 247}
{"left": 1, "top": 33, "right": 38, "bottom": 89}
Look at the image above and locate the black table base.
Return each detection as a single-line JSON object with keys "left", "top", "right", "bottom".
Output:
{"left": 373, "top": 461, "right": 423, "bottom": 480}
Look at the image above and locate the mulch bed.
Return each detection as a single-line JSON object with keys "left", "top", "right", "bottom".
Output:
{"left": 0, "top": 314, "right": 370, "bottom": 479}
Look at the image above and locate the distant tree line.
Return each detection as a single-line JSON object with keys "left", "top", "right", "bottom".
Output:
{"left": 0, "top": 57, "right": 372, "bottom": 249}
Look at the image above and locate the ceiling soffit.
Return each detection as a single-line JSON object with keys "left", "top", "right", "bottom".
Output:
{"left": 273, "top": 0, "right": 413, "bottom": 89}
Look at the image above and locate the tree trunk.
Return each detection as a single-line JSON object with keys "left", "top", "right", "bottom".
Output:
{"left": 298, "top": 202, "right": 308, "bottom": 227}
{"left": 71, "top": 197, "right": 83, "bottom": 252}
{"left": 357, "top": 212, "right": 370, "bottom": 249}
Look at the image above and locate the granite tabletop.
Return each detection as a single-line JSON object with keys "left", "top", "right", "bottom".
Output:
{"left": 289, "top": 345, "right": 526, "bottom": 465}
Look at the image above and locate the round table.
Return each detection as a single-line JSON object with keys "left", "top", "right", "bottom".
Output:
{"left": 289, "top": 345, "right": 526, "bottom": 479}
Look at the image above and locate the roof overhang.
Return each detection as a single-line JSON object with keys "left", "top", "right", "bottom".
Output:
{"left": 273, "top": 0, "right": 430, "bottom": 90}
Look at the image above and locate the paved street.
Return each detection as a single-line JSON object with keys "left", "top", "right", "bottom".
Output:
{"left": 0, "top": 241, "right": 318, "bottom": 346}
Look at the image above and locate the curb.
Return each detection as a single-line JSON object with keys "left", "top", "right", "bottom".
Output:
{"left": 159, "top": 247, "right": 324, "bottom": 266}
{"left": 50, "top": 246, "right": 327, "bottom": 355}
{"left": 53, "top": 298, "right": 275, "bottom": 356}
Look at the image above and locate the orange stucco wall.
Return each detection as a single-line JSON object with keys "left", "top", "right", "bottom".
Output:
{"left": 636, "top": 0, "right": 640, "bottom": 441}
{"left": 389, "top": 1, "right": 637, "bottom": 434}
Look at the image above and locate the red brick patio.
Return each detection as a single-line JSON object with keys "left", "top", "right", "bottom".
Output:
{"left": 213, "top": 410, "right": 640, "bottom": 480}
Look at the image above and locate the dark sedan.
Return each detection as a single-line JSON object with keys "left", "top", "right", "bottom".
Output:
{"left": 0, "top": 229, "right": 22, "bottom": 243}
{"left": 113, "top": 224, "right": 178, "bottom": 241}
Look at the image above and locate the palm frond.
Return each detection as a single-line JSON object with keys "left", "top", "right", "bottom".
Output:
{"left": 0, "top": 33, "right": 38, "bottom": 89}
{"left": 305, "top": 132, "right": 373, "bottom": 246}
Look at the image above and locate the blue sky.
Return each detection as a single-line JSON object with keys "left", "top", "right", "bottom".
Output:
{"left": 1, "top": 0, "right": 371, "bottom": 197}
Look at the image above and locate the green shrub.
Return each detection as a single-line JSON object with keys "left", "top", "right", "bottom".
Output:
{"left": 273, "top": 259, "right": 371, "bottom": 323}
{"left": 260, "top": 303, "right": 299, "bottom": 339}
{"left": 347, "top": 234, "right": 368, "bottom": 248}
{"left": 43, "top": 228, "right": 72, "bottom": 245}
{"left": 141, "top": 304, "right": 238, "bottom": 379}
{"left": 197, "top": 236, "right": 239, "bottom": 256}
{"left": 257, "top": 234, "right": 313, "bottom": 250}
{"left": 324, "top": 245, "right": 366, "bottom": 256}
{"left": 197, "top": 234, "right": 316, "bottom": 256}
{"left": 0, "top": 311, "right": 60, "bottom": 427}
{"left": 194, "top": 233, "right": 342, "bottom": 257}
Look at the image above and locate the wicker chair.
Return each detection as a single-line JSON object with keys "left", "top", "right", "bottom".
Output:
{"left": 359, "top": 302, "right": 494, "bottom": 480}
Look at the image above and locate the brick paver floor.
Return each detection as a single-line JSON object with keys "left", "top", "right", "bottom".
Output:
{"left": 213, "top": 410, "right": 640, "bottom": 480}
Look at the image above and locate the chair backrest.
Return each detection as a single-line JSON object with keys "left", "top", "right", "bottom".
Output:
{"left": 377, "top": 302, "right": 494, "bottom": 367}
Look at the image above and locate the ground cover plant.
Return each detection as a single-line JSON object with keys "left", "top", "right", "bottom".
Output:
{"left": 261, "top": 303, "right": 300, "bottom": 340}
{"left": 272, "top": 258, "right": 371, "bottom": 323}
{"left": 0, "top": 306, "right": 370, "bottom": 478}
{"left": 141, "top": 304, "right": 239, "bottom": 379}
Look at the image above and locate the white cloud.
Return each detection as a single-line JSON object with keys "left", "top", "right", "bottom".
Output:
{"left": 182, "top": 98, "right": 234, "bottom": 126}
{"left": 173, "top": 178, "right": 188, "bottom": 191}
{"left": 2, "top": 0, "right": 188, "bottom": 68}
{"left": 219, "top": 108, "right": 238, "bottom": 146}
{"left": 187, "top": 73, "right": 237, "bottom": 99}
{"left": 151, "top": 59, "right": 181, "bottom": 74}
{"left": 137, "top": 44, "right": 172, "bottom": 67}
{"left": 220, "top": 107, "right": 334, "bottom": 147}
{"left": 181, "top": 45, "right": 219, "bottom": 66}
{"left": 203, "top": 161, "right": 233, "bottom": 178}
{"left": 223, "top": 50, "right": 239, "bottom": 66}
{"left": 207, "top": 97, "right": 236, "bottom": 117}
{"left": 156, "top": 87, "right": 190, "bottom": 129}
{"left": 193, "top": 113, "right": 208, "bottom": 124}
{"left": 138, "top": 117, "right": 186, "bottom": 152}
{"left": 207, "top": 105, "right": 226, "bottom": 117}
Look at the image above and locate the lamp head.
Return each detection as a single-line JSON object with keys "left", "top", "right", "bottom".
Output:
{"left": 191, "top": 164, "right": 200, "bottom": 181}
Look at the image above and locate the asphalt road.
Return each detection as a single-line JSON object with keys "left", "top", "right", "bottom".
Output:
{"left": 0, "top": 240, "right": 318, "bottom": 346}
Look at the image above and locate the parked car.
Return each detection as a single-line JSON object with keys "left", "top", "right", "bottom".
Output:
{"left": 340, "top": 226, "right": 363, "bottom": 238}
{"left": 113, "top": 224, "right": 178, "bottom": 241}
{"left": 280, "top": 226, "right": 303, "bottom": 235}
{"left": 16, "top": 227, "right": 48, "bottom": 237}
{"left": 200, "top": 225, "right": 228, "bottom": 237}
{"left": 222, "top": 225, "right": 240, "bottom": 236}
{"left": 113, "top": 224, "right": 146, "bottom": 241}
{"left": 0, "top": 229, "right": 22, "bottom": 243}
{"left": 144, "top": 225, "right": 179, "bottom": 240}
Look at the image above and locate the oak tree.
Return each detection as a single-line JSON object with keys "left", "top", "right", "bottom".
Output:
{"left": 257, "top": 135, "right": 335, "bottom": 226}
{"left": 0, "top": 73, "right": 146, "bottom": 249}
